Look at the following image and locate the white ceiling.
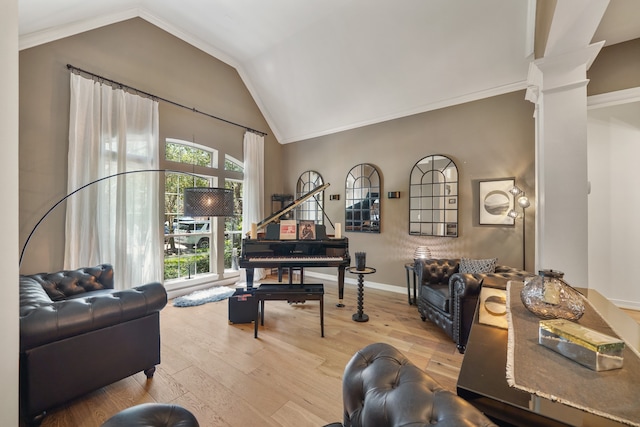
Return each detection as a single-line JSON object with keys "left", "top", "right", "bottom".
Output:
{"left": 18, "top": 0, "right": 640, "bottom": 144}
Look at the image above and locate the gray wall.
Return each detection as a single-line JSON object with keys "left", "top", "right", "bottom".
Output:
{"left": 282, "top": 91, "right": 535, "bottom": 288}
{"left": 588, "top": 38, "right": 640, "bottom": 96}
{"left": 19, "top": 18, "right": 283, "bottom": 274}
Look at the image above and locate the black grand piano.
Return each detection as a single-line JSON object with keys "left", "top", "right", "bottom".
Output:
{"left": 239, "top": 183, "right": 350, "bottom": 301}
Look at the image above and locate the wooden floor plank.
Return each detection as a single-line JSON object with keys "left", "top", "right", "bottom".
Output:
{"left": 271, "top": 400, "right": 336, "bottom": 427}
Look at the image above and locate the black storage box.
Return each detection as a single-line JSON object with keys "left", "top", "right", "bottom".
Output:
{"left": 228, "top": 288, "right": 256, "bottom": 324}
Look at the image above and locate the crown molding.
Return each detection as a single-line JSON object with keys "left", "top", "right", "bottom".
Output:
{"left": 18, "top": 6, "right": 239, "bottom": 72}
{"left": 277, "top": 80, "right": 529, "bottom": 144}
{"left": 19, "top": 8, "right": 141, "bottom": 51}
{"left": 587, "top": 87, "right": 640, "bottom": 110}
{"left": 136, "top": 10, "right": 238, "bottom": 69}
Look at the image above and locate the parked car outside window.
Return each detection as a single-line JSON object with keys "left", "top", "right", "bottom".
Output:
{"left": 172, "top": 217, "right": 211, "bottom": 249}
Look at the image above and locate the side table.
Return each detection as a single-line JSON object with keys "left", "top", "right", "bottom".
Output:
{"left": 404, "top": 262, "right": 417, "bottom": 305}
{"left": 346, "top": 266, "right": 376, "bottom": 322}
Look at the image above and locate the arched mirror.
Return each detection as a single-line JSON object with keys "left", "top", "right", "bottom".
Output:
{"left": 409, "top": 155, "right": 458, "bottom": 237}
{"left": 295, "top": 170, "right": 324, "bottom": 224}
{"left": 345, "top": 163, "right": 380, "bottom": 233}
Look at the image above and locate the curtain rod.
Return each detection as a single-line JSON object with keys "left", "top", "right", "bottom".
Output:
{"left": 66, "top": 64, "right": 268, "bottom": 137}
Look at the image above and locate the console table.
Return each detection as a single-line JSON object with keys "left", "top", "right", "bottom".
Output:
{"left": 254, "top": 283, "right": 324, "bottom": 338}
{"left": 457, "top": 285, "right": 640, "bottom": 427}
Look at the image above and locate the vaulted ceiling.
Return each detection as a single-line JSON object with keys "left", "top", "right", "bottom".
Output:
{"left": 19, "top": 0, "right": 640, "bottom": 144}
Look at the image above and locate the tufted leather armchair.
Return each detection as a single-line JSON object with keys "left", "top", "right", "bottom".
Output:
{"left": 415, "top": 259, "right": 531, "bottom": 353}
{"left": 331, "top": 342, "right": 497, "bottom": 426}
{"left": 20, "top": 264, "right": 167, "bottom": 425}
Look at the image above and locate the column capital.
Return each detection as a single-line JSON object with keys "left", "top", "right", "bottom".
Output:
{"left": 526, "top": 41, "right": 604, "bottom": 104}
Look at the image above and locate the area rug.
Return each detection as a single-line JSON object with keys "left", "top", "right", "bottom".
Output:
{"left": 172, "top": 286, "right": 236, "bottom": 307}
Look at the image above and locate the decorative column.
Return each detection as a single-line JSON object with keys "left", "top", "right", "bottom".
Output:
{"left": 524, "top": 0, "right": 609, "bottom": 286}
{"left": 526, "top": 43, "right": 603, "bottom": 286}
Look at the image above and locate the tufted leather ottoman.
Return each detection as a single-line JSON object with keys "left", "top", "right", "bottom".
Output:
{"left": 102, "top": 403, "right": 199, "bottom": 427}
{"left": 337, "top": 342, "right": 497, "bottom": 427}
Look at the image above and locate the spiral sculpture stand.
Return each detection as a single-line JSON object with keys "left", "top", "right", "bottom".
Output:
{"left": 347, "top": 266, "right": 376, "bottom": 322}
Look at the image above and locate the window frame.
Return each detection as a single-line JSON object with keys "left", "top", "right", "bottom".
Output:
{"left": 162, "top": 139, "right": 243, "bottom": 284}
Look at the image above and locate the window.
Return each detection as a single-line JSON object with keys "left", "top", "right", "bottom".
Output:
{"left": 163, "top": 139, "right": 241, "bottom": 281}
{"left": 224, "top": 155, "right": 244, "bottom": 270}
{"left": 164, "top": 171, "right": 213, "bottom": 280}
{"left": 165, "top": 139, "right": 216, "bottom": 168}
{"left": 295, "top": 170, "right": 324, "bottom": 223}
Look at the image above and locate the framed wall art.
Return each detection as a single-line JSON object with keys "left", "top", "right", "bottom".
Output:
{"left": 479, "top": 178, "right": 515, "bottom": 226}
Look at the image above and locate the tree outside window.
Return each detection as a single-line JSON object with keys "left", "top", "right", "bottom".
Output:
{"left": 224, "top": 153, "right": 244, "bottom": 270}
{"left": 163, "top": 140, "right": 244, "bottom": 281}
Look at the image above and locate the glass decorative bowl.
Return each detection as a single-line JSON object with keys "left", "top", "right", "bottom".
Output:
{"left": 520, "top": 270, "right": 585, "bottom": 321}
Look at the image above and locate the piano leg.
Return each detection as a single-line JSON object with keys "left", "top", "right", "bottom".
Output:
{"left": 336, "top": 265, "right": 345, "bottom": 307}
{"left": 246, "top": 267, "right": 255, "bottom": 289}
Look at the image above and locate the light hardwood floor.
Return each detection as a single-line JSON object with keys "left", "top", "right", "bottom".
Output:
{"left": 35, "top": 277, "right": 640, "bottom": 427}
{"left": 37, "top": 277, "right": 463, "bottom": 427}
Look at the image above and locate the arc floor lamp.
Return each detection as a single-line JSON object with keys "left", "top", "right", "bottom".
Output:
{"left": 20, "top": 168, "right": 234, "bottom": 267}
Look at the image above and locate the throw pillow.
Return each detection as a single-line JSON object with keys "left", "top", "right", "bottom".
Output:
{"left": 459, "top": 257, "right": 497, "bottom": 274}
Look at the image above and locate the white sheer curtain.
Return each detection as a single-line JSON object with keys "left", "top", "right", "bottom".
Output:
{"left": 66, "top": 73, "right": 162, "bottom": 289}
{"left": 242, "top": 131, "right": 265, "bottom": 282}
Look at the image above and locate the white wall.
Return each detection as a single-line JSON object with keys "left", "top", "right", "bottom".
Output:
{"left": 588, "top": 100, "right": 640, "bottom": 309}
{"left": 0, "top": 0, "right": 20, "bottom": 424}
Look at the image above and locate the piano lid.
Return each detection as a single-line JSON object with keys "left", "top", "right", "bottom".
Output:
{"left": 256, "top": 183, "right": 330, "bottom": 231}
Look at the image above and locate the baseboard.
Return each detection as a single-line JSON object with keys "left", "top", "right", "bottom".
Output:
{"left": 304, "top": 271, "right": 406, "bottom": 295}
{"left": 608, "top": 298, "right": 640, "bottom": 311}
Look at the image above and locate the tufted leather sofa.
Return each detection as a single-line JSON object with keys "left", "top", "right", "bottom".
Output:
{"left": 330, "top": 342, "right": 497, "bottom": 426}
{"left": 20, "top": 264, "right": 167, "bottom": 425}
{"left": 102, "top": 403, "right": 199, "bottom": 427}
{"left": 415, "top": 258, "right": 531, "bottom": 353}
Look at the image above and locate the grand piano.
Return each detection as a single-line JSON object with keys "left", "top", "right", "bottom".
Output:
{"left": 239, "top": 183, "right": 350, "bottom": 301}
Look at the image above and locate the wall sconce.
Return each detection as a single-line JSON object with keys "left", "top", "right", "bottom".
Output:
{"left": 507, "top": 185, "right": 531, "bottom": 270}
{"left": 330, "top": 194, "right": 340, "bottom": 201}
{"left": 387, "top": 191, "right": 401, "bottom": 199}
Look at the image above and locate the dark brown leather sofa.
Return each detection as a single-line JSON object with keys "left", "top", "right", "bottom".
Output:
{"left": 415, "top": 258, "right": 531, "bottom": 353}
{"left": 19, "top": 264, "right": 167, "bottom": 425}
{"left": 326, "top": 342, "right": 497, "bottom": 427}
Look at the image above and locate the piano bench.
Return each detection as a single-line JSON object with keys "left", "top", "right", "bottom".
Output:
{"left": 254, "top": 283, "right": 324, "bottom": 338}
